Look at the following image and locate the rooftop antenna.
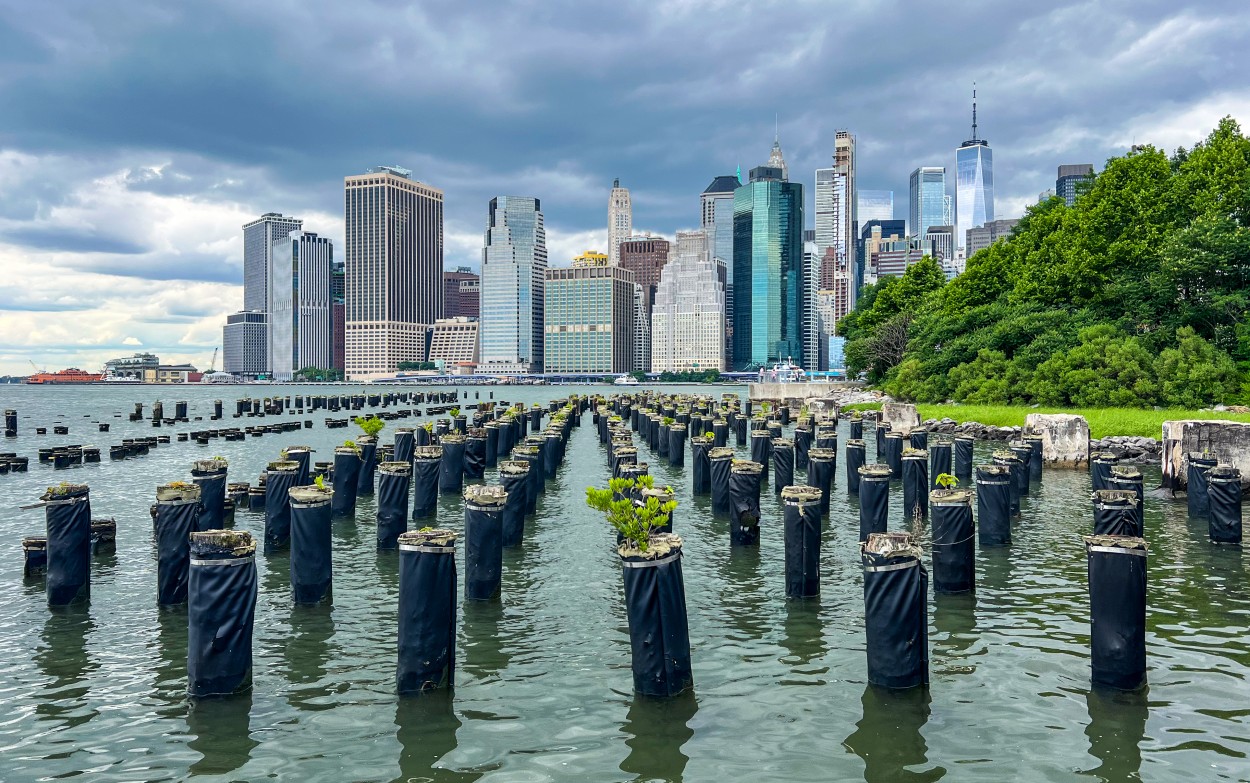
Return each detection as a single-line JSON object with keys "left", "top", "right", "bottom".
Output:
{"left": 775, "top": 113, "right": 780, "bottom": 143}
{"left": 971, "top": 82, "right": 978, "bottom": 141}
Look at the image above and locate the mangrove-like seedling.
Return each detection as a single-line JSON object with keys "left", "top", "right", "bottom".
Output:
{"left": 586, "top": 477, "right": 677, "bottom": 552}
{"left": 341, "top": 439, "right": 361, "bottom": 454}
{"left": 662, "top": 416, "right": 675, "bottom": 427}
{"left": 449, "top": 407, "right": 461, "bottom": 418}
{"left": 314, "top": 474, "right": 327, "bottom": 491}
{"left": 354, "top": 415, "right": 385, "bottom": 438}
{"left": 760, "top": 402, "right": 771, "bottom": 414}
{"left": 421, "top": 422, "right": 434, "bottom": 432}
{"left": 935, "top": 473, "right": 959, "bottom": 490}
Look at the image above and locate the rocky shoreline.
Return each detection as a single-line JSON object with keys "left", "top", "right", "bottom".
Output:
{"left": 915, "top": 419, "right": 1161, "bottom": 464}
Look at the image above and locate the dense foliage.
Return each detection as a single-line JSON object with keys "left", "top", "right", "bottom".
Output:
{"left": 294, "top": 366, "right": 344, "bottom": 382}
{"left": 633, "top": 370, "right": 723, "bottom": 383}
{"left": 838, "top": 118, "right": 1250, "bottom": 407}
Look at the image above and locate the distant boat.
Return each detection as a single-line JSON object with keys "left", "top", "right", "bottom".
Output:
{"left": 102, "top": 373, "right": 142, "bottom": 383}
{"left": 614, "top": 375, "right": 640, "bottom": 386}
{"left": 200, "top": 371, "right": 240, "bottom": 384}
{"left": 26, "top": 368, "right": 104, "bottom": 385}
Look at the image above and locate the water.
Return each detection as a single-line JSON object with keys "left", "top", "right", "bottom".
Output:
{"left": 1, "top": 384, "right": 1248, "bottom": 782}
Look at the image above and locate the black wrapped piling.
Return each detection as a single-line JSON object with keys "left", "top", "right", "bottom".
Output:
{"left": 1024, "top": 434, "right": 1043, "bottom": 480}
{"left": 657, "top": 421, "right": 671, "bottom": 459}
{"left": 875, "top": 422, "right": 889, "bottom": 460}
{"left": 709, "top": 447, "right": 734, "bottom": 514}
{"left": 498, "top": 461, "right": 530, "bottom": 546}
{"left": 1091, "top": 490, "right": 1141, "bottom": 537}
{"left": 953, "top": 435, "right": 974, "bottom": 480}
{"left": 668, "top": 424, "right": 687, "bottom": 467}
{"left": 930, "top": 489, "right": 975, "bottom": 594}
{"left": 155, "top": 483, "right": 201, "bottom": 606}
{"left": 412, "top": 446, "right": 442, "bottom": 519}
{"left": 1091, "top": 452, "right": 1118, "bottom": 493}
{"left": 4, "top": 409, "right": 16, "bottom": 437}
{"left": 729, "top": 460, "right": 764, "bottom": 545}
{"left": 712, "top": 420, "right": 729, "bottom": 448}
{"left": 90, "top": 518, "right": 116, "bottom": 555}
{"left": 376, "top": 462, "right": 412, "bottom": 549}
{"left": 356, "top": 436, "right": 378, "bottom": 497}
{"left": 191, "top": 458, "right": 228, "bottom": 532}
{"left": 1187, "top": 453, "right": 1218, "bottom": 519}
{"left": 782, "top": 485, "right": 822, "bottom": 598}
{"left": 794, "top": 425, "right": 811, "bottom": 471}
{"left": 264, "top": 460, "right": 300, "bottom": 553}
{"left": 612, "top": 444, "right": 638, "bottom": 479}
{"left": 909, "top": 430, "right": 928, "bottom": 452}
{"left": 902, "top": 449, "right": 928, "bottom": 523}
{"left": 619, "top": 533, "right": 693, "bottom": 697}
{"left": 637, "top": 486, "right": 676, "bottom": 536}
{"left": 465, "top": 431, "right": 488, "bottom": 480}
{"left": 286, "top": 446, "right": 312, "bottom": 488}
{"left": 735, "top": 416, "right": 747, "bottom": 447}
{"left": 772, "top": 438, "right": 795, "bottom": 493}
{"left": 858, "top": 465, "right": 892, "bottom": 542}
{"left": 1009, "top": 441, "right": 1033, "bottom": 496}
{"left": 484, "top": 422, "right": 500, "bottom": 468}
{"left": 438, "top": 434, "right": 466, "bottom": 494}
{"left": 690, "top": 436, "right": 712, "bottom": 495}
{"left": 1207, "top": 466, "right": 1243, "bottom": 544}
{"left": 228, "top": 482, "right": 249, "bottom": 512}
{"left": 1086, "top": 535, "right": 1148, "bottom": 690}
{"left": 976, "top": 465, "right": 1013, "bottom": 547}
{"left": 846, "top": 439, "right": 865, "bottom": 494}
{"left": 289, "top": 485, "right": 334, "bottom": 603}
{"left": 512, "top": 444, "right": 543, "bottom": 511}
{"left": 883, "top": 432, "right": 904, "bottom": 478}
{"left": 397, "top": 529, "right": 457, "bottom": 694}
{"left": 749, "top": 429, "right": 771, "bottom": 473}
{"left": 331, "top": 446, "right": 361, "bottom": 518}
{"left": 541, "top": 431, "right": 560, "bottom": 479}
{"left": 862, "top": 532, "right": 928, "bottom": 689}
{"left": 815, "top": 425, "right": 838, "bottom": 454}
{"left": 1185, "top": 450, "right": 1215, "bottom": 517}
{"left": 394, "top": 428, "right": 415, "bottom": 465}
{"left": 43, "top": 483, "right": 92, "bottom": 606}
{"left": 1107, "top": 467, "right": 1144, "bottom": 532}
{"left": 929, "top": 439, "right": 952, "bottom": 491}
{"left": 188, "top": 531, "right": 257, "bottom": 697}
{"left": 24, "top": 536, "right": 48, "bottom": 577}
{"left": 807, "top": 448, "right": 834, "bottom": 518}
{"left": 992, "top": 450, "right": 1023, "bottom": 517}
{"left": 849, "top": 415, "right": 863, "bottom": 441}
{"left": 464, "top": 485, "right": 506, "bottom": 601}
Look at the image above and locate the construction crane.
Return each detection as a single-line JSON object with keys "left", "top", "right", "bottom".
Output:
{"left": 28, "top": 359, "right": 47, "bottom": 374}
{"left": 207, "top": 347, "right": 218, "bottom": 373}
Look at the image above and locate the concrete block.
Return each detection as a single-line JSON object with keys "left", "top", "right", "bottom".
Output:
{"left": 1024, "top": 413, "right": 1090, "bottom": 468}
{"left": 882, "top": 403, "right": 920, "bottom": 436}
{"left": 1161, "top": 419, "right": 1250, "bottom": 491}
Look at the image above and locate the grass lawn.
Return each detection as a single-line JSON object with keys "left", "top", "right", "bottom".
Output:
{"left": 837, "top": 403, "right": 1250, "bottom": 439}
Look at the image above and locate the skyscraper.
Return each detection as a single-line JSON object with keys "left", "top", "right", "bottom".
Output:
{"left": 618, "top": 236, "right": 669, "bottom": 373}
{"left": 243, "top": 212, "right": 303, "bottom": 313}
{"left": 909, "top": 167, "right": 948, "bottom": 238}
{"left": 701, "top": 175, "right": 739, "bottom": 367}
{"left": 330, "top": 261, "right": 345, "bottom": 372}
{"left": 344, "top": 166, "right": 444, "bottom": 380}
{"left": 652, "top": 230, "right": 725, "bottom": 373}
{"left": 608, "top": 179, "right": 632, "bottom": 266}
{"left": 955, "top": 88, "right": 994, "bottom": 254}
{"left": 442, "top": 266, "right": 480, "bottom": 319}
{"left": 1056, "top": 164, "right": 1095, "bottom": 206}
{"left": 543, "top": 264, "right": 635, "bottom": 373}
{"left": 480, "top": 196, "right": 547, "bottom": 374}
{"left": 858, "top": 190, "right": 894, "bottom": 224}
{"left": 268, "top": 231, "right": 333, "bottom": 381}
{"left": 732, "top": 140, "right": 804, "bottom": 370}
{"left": 814, "top": 131, "right": 857, "bottom": 333}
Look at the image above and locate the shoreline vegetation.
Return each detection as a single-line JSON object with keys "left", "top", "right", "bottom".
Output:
{"left": 838, "top": 402, "right": 1250, "bottom": 439}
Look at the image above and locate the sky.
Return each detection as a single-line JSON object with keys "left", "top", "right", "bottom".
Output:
{"left": 0, "top": 0, "right": 1247, "bottom": 376}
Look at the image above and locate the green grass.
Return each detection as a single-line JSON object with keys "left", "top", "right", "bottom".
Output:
{"left": 837, "top": 403, "right": 1250, "bottom": 439}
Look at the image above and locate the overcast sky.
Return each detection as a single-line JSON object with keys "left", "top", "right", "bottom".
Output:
{"left": 0, "top": 0, "right": 1246, "bottom": 375}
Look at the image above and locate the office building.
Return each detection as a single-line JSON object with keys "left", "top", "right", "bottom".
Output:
{"left": 814, "top": 131, "right": 857, "bottom": 320}
{"left": 104, "top": 352, "right": 160, "bottom": 379}
{"left": 618, "top": 236, "right": 669, "bottom": 373}
{"left": 608, "top": 179, "right": 632, "bottom": 266}
{"left": 543, "top": 264, "right": 635, "bottom": 373}
{"left": 223, "top": 311, "right": 268, "bottom": 379}
{"left": 269, "top": 230, "right": 333, "bottom": 382}
{"left": 572, "top": 250, "right": 609, "bottom": 267}
{"left": 427, "top": 317, "right": 480, "bottom": 367}
{"left": 732, "top": 139, "right": 805, "bottom": 370}
{"left": 702, "top": 175, "right": 739, "bottom": 367}
{"left": 243, "top": 212, "right": 303, "bottom": 313}
{"left": 651, "top": 230, "right": 725, "bottom": 373}
{"left": 924, "top": 225, "right": 957, "bottom": 276}
{"left": 443, "top": 266, "right": 480, "bottom": 319}
{"left": 344, "top": 166, "right": 443, "bottom": 379}
{"left": 956, "top": 89, "right": 994, "bottom": 253}
{"left": 330, "top": 261, "right": 345, "bottom": 371}
{"left": 966, "top": 218, "right": 1019, "bottom": 257}
{"left": 803, "top": 240, "right": 823, "bottom": 369}
{"left": 480, "top": 196, "right": 547, "bottom": 375}
{"left": 866, "top": 238, "right": 931, "bottom": 284}
{"left": 909, "top": 167, "right": 950, "bottom": 239}
{"left": 1056, "top": 164, "right": 1095, "bottom": 206}
{"left": 858, "top": 190, "right": 894, "bottom": 224}
{"left": 633, "top": 283, "right": 650, "bottom": 373}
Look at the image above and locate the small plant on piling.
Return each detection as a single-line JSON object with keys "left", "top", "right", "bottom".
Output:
{"left": 421, "top": 422, "right": 434, "bottom": 433}
{"left": 342, "top": 439, "right": 361, "bottom": 454}
{"left": 313, "top": 474, "right": 328, "bottom": 491}
{"left": 354, "top": 415, "right": 385, "bottom": 439}
{"left": 449, "top": 407, "right": 461, "bottom": 418}
{"left": 586, "top": 477, "right": 677, "bottom": 553}
{"left": 935, "top": 473, "right": 959, "bottom": 490}
{"left": 760, "top": 401, "right": 771, "bottom": 415}
{"left": 800, "top": 404, "right": 809, "bottom": 418}
{"left": 662, "top": 416, "right": 675, "bottom": 427}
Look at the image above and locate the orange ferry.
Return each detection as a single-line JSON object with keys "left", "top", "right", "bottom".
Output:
{"left": 26, "top": 368, "right": 105, "bottom": 384}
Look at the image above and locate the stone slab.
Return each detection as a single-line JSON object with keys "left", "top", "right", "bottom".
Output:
{"left": 1161, "top": 419, "right": 1250, "bottom": 491}
{"left": 882, "top": 403, "right": 920, "bottom": 436}
{"left": 1024, "top": 413, "right": 1090, "bottom": 468}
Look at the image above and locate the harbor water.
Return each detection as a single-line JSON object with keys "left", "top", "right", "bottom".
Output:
{"left": 0, "top": 384, "right": 1247, "bottom": 782}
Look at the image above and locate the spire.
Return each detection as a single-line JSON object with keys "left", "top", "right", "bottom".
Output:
{"left": 613, "top": 177, "right": 620, "bottom": 189}
{"left": 736, "top": 164, "right": 742, "bottom": 185}
{"left": 774, "top": 113, "right": 779, "bottom": 144}
{"left": 971, "top": 82, "right": 978, "bottom": 141}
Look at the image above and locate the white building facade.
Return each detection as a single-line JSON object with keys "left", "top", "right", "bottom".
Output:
{"left": 268, "top": 231, "right": 333, "bottom": 381}
{"left": 651, "top": 230, "right": 725, "bottom": 373}
{"left": 607, "top": 178, "right": 632, "bottom": 266}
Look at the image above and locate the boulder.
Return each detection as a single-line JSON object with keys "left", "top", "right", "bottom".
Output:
{"left": 1024, "top": 413, "right": 1090, "bottom": 468}
{"left": 881, "top": 403, "right": 920, "bottom": 436}
{"left": 1161, "top": 419, "right": 1250, "bottom": 491}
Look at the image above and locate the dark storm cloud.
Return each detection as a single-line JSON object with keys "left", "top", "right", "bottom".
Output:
{"left": 0, "top": 0, "right": 1247, "bottom": 269}
{"left": 3, "top": 225, "right": 148, "bottom": 254}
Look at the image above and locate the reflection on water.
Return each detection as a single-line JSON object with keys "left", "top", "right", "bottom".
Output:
{"left": 461, "top": 600, "right": 507, "bottom": 682}
{"left": 779, "top": 598, "right": 827, "bottom": 674}
{"left": 394, "top": 691, "right": 480, "bottom": 783}
{"left": 154, "top": 605, "right": 189, "bottom": 711}
{"left": 619, "top": 690, "right": 698, "bottom": 782}
{"left": 844, "top": 685, "right": 945, "bottom": 782}
{"left": 285, "top": 603, "right": 336, "bottom": 709}
{"left": 187, "top": 692, "right": 257, "bottom": 776}
{"left": 932, "top": 592, "right": 979, "bottom": 674}
{"left": 35, "top": 608, "right": 99, "bottom": 730}
{"left": 1081, "top": 687, "right": 1149, "bottom": 782}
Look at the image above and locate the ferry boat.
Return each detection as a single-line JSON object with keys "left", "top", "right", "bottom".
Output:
{"left": 26, "top": 368, "right": 105, "bottom": 384}
{"left": 614, "top": 375, "right": 640, "bottom": 386}
{"left": 102, "top": 373, "right": 142, "bottom": 383}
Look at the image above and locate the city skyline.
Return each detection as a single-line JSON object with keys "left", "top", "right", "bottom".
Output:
{"left": 0, "top": 1, "right": 1245, "bottom": 374}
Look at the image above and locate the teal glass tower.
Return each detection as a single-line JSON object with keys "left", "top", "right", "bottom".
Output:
{"left": 732, "top": 140, "right": 805, "bottom": 370}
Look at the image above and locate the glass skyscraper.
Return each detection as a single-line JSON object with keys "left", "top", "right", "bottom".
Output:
{"left": 909, "top": 167, "right": 948, "bottom": 238}
{"left": 701, "top": 175, "right": 739, "bottom": 367}
{"left": 732, "top": 144, "right": 804, "bottom": 370}
{"left": 955, "top": 92, "right": 994, "bottom": 253}
{"left": 858, "top": 190, "right": 893, "bottom": 224}
{"left": 480, "top": 196, "right": 547, "bottom": 374}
